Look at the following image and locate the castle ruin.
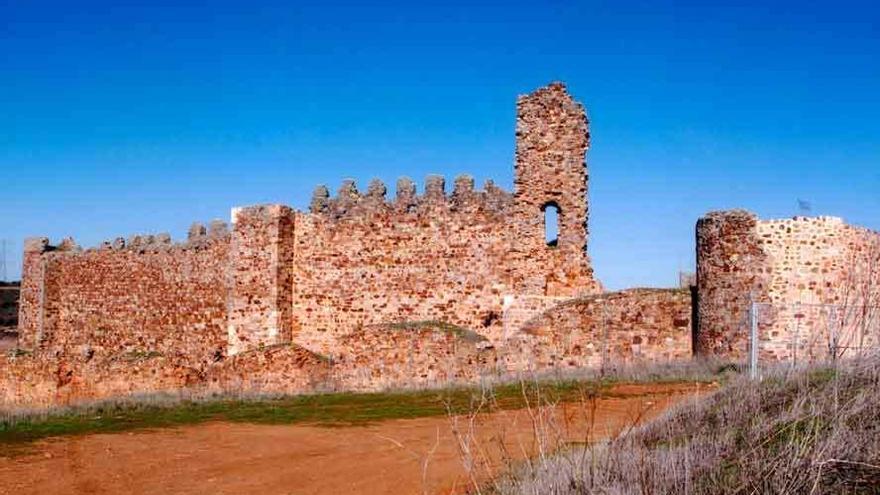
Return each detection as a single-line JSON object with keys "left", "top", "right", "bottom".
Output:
{"left": 3, "top": 82, "right": 879, "bottom": 410}
{"left": 16, "top": 83, "right": 601, "bottom": 364}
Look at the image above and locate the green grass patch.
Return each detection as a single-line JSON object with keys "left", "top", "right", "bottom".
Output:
{"left": 4, "top": 348, "right": 31, "bottom": 358}
{"left": 0, "top": 377, "right": 703, "bottom": 447}
{"left": 382, "top": 320, "right": 488, "bottom": 343}
{"left": 120, "top": 350, "right": 164, "bottom": 362}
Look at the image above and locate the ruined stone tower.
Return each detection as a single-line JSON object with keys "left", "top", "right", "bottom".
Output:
{"left": 513, "top": 82, "right": 600, "bottom": 296}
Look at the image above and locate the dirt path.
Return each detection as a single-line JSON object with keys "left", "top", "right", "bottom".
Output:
{"left": 0, "top": 383, "right": 712, "bottom": 495}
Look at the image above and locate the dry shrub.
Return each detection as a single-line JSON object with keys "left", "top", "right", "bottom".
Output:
{"left": 494, "top": 356, "right": 880, "bottom": 494}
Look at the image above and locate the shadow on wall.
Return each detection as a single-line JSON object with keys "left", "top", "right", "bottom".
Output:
{"left": 0, "top": 282, "right": 19, "bottom": 351}
{"left": 690, "top": 284, "right": 699, "bottom": 355}
{"left": 0, "top": 282, "right": 18, "bottom": 327}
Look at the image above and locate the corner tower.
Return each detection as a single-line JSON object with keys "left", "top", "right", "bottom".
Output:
{"left": 513, "top": 82, "right": 600, "bottom": 296}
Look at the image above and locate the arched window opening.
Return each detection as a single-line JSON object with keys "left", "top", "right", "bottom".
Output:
{"left": 542, "top": 202, "right": 560, "bottom": 247}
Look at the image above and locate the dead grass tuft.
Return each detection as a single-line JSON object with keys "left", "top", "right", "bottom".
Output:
{"left": 494, "top": 355, "right": 880, "bottom": 494}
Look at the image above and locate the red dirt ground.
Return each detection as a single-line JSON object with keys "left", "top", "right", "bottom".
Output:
{"left": 0, "top": 383, "right": 713, "bottom": 495}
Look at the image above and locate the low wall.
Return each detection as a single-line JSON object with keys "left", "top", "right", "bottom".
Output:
{"left": 0, "top": 347, "right": 330, "bottom": 411}
{"left": 1, "top": 287, "right": 696, "bottom": 411}
{"left": 0, "top": 351, "right": 202, "bottom": 410}
{"left": 203, "top": 345, "right": 333, "bottom": 397}
{"left": 330, "top": 322, "right": 497, "bottom": 391}
{"left": 507, "top": 288, "right": 694, "bottom": 370}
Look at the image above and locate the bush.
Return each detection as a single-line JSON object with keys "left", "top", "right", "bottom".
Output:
{"left": 497, "top": 356, "right": 880, "bottom": 494}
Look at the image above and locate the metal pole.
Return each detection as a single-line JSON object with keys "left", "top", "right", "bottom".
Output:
{"left": 601, "top": 300, "right": 609, "bottom": 375}
{"left": 0, "top": 239, "right": 6, "bottom": 283}
{"left": 749, "top": 300, "right": 759, "bottom": 380}
{"left": 793, "top": 303, "right": 800, "bottom": 368}
{"left": 829, "top": 306, "right": 838, "bottom": 365}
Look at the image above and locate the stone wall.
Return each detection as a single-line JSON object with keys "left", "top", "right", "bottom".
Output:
{"left": 694, "top": 210, "right": 770, "bottom": 358}
{"left": 0, "top": 353, "right": 59, "bottom": 410}
{"left": 0, "top": 347, "right": 330, "bottom": 411}
{"left": 0, "top": 322, "right": 489, "bottom": 410}
{"left": 501, "top": 295, "right": 570, "bottom": 340}
{"left": 203, "top": 345, "right": 333, "bottom": 397}
{"left": 292, "top": 178, "right": 516, "bottom": 353}
{"left": 16, "top": 82, "right": 600, "bottom": 359}
{"left": 511, "top": 83, "right": 601, "bottom": 297}
{"left": 0, "top": 290, "right": 695, "bottom": 411}
{"left": 17, "top": 238, "right": 47, "bottom": 350}
{"left": 4, "top": 82, "right": 619, "bottom": 409}
{"left": 329, "top": 322, "right": 497, "bottom": 391}
{"left": 507, "top": 288, "right": 694, "bottom": 370}
{"left": 227, "top": 205, "right": 297, "bottom": 355}
{"left": 696, "top": 210, "right": 880, "bottom": 361}
{"left": 288, "top": 82, "right": 601, "bottom": 353}
{"left": 17, "top": 233, "right": 229, "bottom": 366}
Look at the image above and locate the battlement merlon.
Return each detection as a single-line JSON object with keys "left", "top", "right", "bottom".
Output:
{"left": 307, "top": 175, "right": 513, "bottom": 218}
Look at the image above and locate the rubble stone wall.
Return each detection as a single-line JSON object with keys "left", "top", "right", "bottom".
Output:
{"left": 509, "top": 288, "right": 694, "bottom": 369}
{"left": 17, "top": 239, "right": 47, "bottom": 350}
{"left": 292, "top": 181, "right": 517, "bottom": 354}
{"left": 17, "top": 235, "right": 230, "bottom": 366}
{"left": 16, "top": 83, "right": 600, "bottom": 361}
{"left": 501, "top": 295, "right": 570, "bottom": 340}
{"left": 0, "top": 346, "right": 331, "bottom": 411}
{"left": 4, "top": 82, "right": 623, "bottom": 409}
{"left": 694, "top": 210, "right": 770, "bottom": 358}
{"left": 511, "top": 83, "right": 601, "bottom": 297}
{"left": 286, "top": 82, "right": 601, "bottom": 353}
{"left": 227, "top": 205, "right": 297, "bottom": 355}
{"left": 329, "top": 322, "right": 497, "bottom": 391}
{"left": 696, "top": 210, "right": 880, "bottom": 361}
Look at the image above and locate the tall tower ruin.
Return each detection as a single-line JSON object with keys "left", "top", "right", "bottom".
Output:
{"left": 513, "top": 82, "right": 600, "bottom": 296}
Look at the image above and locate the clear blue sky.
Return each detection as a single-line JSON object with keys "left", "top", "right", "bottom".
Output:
{"left": 2, "top": 1, "right": 879, "bottom": 288}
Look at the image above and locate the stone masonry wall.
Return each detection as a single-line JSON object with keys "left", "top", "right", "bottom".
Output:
{"left": 696, "top": 210, "right": 880, "bottom": 361}
{"left": 17, "top": 238, "right": 48, "bottom": 350}
{"left": 512, "top": 83, "right": 601, "bottom": 297}
{"left": 694, "top": 210, "right": 770, "bottom": 358}
{"left": 329, "top": 322, "right": 497, "bottom": 391}
{"left": 0, "top": 346, "right": 331, "bottom": 411}
{"left": 291, "top": 178, "right": 518, "bottom": 354}
{"left": 508, "top": 288, "right": 694, "bottom": 370}
{"left": 227, "top": 205, "right": 296, "bottom": 355}
{"left": 17, "top": 232, "right": 230, "bottom": 366}
{"left": 16, "top": 83, "right": 600, "bottom": 361}
{"left": 288, "top": 83, "right": 600, "bottom": 353}
{"left": 501, "top": 295, "right": 570, "bottom": 340}
{"left": 5, "top": 82, "right": 611, "bottom": 409}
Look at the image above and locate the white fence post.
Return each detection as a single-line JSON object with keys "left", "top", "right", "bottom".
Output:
{"left": 828, "top": 306, "right": 838, "bottom": 364}
{"left": 749, "top": 300, "right": 759, "bottom": 380}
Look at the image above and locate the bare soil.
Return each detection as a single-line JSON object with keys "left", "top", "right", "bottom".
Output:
{"left": 0, "top": 383, "right": 712, "bottom": 495}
